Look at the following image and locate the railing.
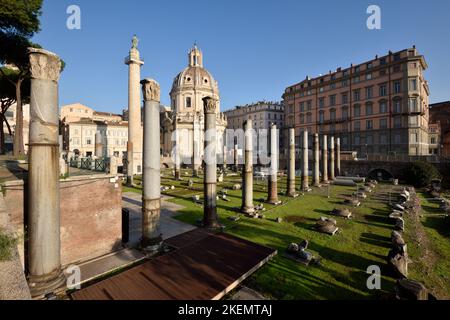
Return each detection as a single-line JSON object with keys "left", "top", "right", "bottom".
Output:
{"left": 354, "top": 154, "right": 445, "bottom": 163}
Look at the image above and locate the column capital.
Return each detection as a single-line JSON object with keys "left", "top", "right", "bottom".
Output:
{"left": 28, "top": 48, "right": 61, "bottom": 82}
{"left": 202, "top": 97, "right": 217, "bottom": 114}
{"left": 141, "top": 78, "right": 160, "bottom": 102}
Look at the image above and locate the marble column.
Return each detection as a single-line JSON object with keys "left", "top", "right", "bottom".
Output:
{"left": 27, "top": 48, "right": 65, "bottom": 297}
{"left": 313, "top": 133, "right": 320, "bottom": 187}
{"left": 234, "top": 143, "right": 239, "bottom": 172}
{"left": 301, "top": 130, "right": 309, "bottom": 191}
{"left": 192, "top": 117, "right": 201, "bottom": 177}
{"left": 202, "top": 97, "right": 220, "bottom": 228}
{"left": 336, "top": 137, "right": 341, "bottom": 177}
{"left": 141, "top": 79, "right": 162, "bottom": 249}
{"left": 95, "top": 131, "right": 102, "bottom": 157}
{"left": 330, "top": 136, "right": 335, "bottom": 181}
{"left": 174, "top": 118, "right": 181, "bottom": 180}
{"left": 286, "top": 128, "right": 297, "bottom": 197}
{"left": 242, "top": 120, "right": 255, "bottom": 214}
{"left": 322, "top": 134, "right": 329, "bottom": 183}
{"left": 223, "top": 143, "right": 228, "bottom": 174}
{"left": 267, "top": 123, "right": 279, "bottom": 204}
{"left": 125, "top": 36, "right": 144, "bottom": 186}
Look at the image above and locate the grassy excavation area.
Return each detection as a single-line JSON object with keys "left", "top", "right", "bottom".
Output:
{"left": 124, "top": 169, "right": 450, "bottom": 300}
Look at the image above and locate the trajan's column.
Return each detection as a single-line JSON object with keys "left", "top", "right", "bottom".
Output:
{"left": 125, "top": 35, "right": 144, "bottom": 185}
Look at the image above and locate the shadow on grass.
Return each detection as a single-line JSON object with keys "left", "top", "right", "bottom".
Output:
{"left": 423, "top": 216, "right": 450, "bottom": 238}
{"left": 359, "top": 233, "right": 391, "bottom": 249}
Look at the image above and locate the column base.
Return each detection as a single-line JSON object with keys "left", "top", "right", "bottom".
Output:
{"left": 28, "top": 269, "right": 66, "bottom": 298}
{"left": 241, "top": 206, "right": 255, "bottom": 215}
{"left": 174, "top": 170, "right": 181, "bottom": 180}
{"left": 140, "top": 235, "right": 163, "bottom": 253}
{"left": 126, "top": 175, "right": 134, "bottom": 187}
{"left": 286, "top": 191, "right": 299, "bottom": 198}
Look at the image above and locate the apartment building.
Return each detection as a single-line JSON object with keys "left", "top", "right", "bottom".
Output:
{"left": 282, "top": 47, "right": 430, "bottom": 156}
{"left": 225, "top": 101, "right": 285, "bottom": 131}
{"left": 429, "top": 101, "right": 450, "bottom": 157}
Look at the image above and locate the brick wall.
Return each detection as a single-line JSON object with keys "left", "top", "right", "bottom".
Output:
{"left": 1, "top": 174, "right": 123, "bottom": 267}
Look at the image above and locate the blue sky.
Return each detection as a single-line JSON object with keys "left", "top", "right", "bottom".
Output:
{"left": 33, "top": 0, "right": 450, "bottom": 113}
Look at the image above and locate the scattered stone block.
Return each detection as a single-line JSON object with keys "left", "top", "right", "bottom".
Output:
{"left": 353, "top": 191, "right": 367, "bottom": 199}
{"left": 315, "top": 217, "right": 339, "bottom": 235}
{"left": 388, "top": 250, "right": 408, "bottom": 278}
{"left": 389, "top": 210, "right": 403, "bottom": 219}
{"left": 232, "top": 184, "right": 242, "bottom": 190}
{"left": 228, "top": 216, "right": 240, "bottom": 222}
{"left": 396, "top": 279, "right": 429, "bottom": 300}
{"left": 392, "top": 203, "right": 405, "bottom": 211}
{"left": 395, "top": 217, "right": 405, "bottom": 231}
{"left": 344, "top": 198, "right": 361, "bottom": 207}
{"left": 187, "top": 179, "right": 194, "bottom": 187}
{"left": 330, "top": 208, "right": 352, "bottom": 219}
{"left": 275, "top": 217, "right": 283, "bottom": 223}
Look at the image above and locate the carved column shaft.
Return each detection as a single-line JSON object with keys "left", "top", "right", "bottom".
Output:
{"left": 336, "top": 138, "right": 341, "bottom": 177}
{"left": 322, "top": 135, "right": 328, "bottom": 183}
{"left": 330, "top": 136, "right": 335, "bottom": 181}
{"left": 313, "top": 133, "right": 320, "bottom": 186}
{"left": 301, "top": 130, "right": 309, "bottom": 191}
{"left": 27, "top": 48, "right": 65, "bottom": 297}
{"left": 141, "top": 79, "right": 162, "bottom": 248}
{"left": 242, "top": 120, "right": 254, "bottom": 214}
{"left": 203, "top": 97, "right": 219, "bottom": 228}
{"left": 267, "top": 124, "right": 279, "bottom": 204}
{"left": 95, "top": 131, "right": 102, "bottom": 157}
{"left": 287, "top": 128, "right": 297, "bottom": 197}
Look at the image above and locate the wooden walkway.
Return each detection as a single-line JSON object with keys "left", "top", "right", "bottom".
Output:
{"left": 71, "top": 229, "right": 277, "bottom": 300}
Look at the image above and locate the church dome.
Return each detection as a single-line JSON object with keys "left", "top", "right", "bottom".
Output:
{"left": 170, "top": 45, "right": 219, "bottom": 107}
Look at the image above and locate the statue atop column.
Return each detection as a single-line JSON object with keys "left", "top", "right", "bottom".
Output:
{"left": 132, "top": 34, "right": 139, "bottom": 49}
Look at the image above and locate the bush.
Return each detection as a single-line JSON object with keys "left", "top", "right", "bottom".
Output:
{"left": 403, "top": 161, "right": 440, "bottom": 188}
{"left": 0, "top": 231, "right": 17, "bottom": 261}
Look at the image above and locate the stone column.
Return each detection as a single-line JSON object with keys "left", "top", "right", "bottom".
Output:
{"left": 223, "top": 143, "right": 228, "bottom": 174}
{"left": 95, "top": 131, "right": 102, "bottom": 157}
{"left": 301, "top": 130, "right": 310, "bottom": 191}
{"left": 141, "top": 79, "right": 162, "bottom": 249}
{"left": 27, "top": 48, "right": 65, "bottom": 297}
{"left": 125, "top": 36, "right": 144, "bottom": 186}
{"left": 286, "top": 128, "right": 297, "bottom": 197}
{"left": 267, "top": 123, "right": 279, "bottom": 204}
{"left": 173, "top": 118, "right": 181, "bottom": 180}
{"left": 202, "top": 97, "right": 220, "bottom": 228}
{"left": 234, "top": 143, "right": 239, "bottom": 172}
{"left": 312, "top": 133, "right": 320, "bottom": 186}
{"left": 322, "top": 134, "right": 328, "bottom": 183}
{"left": 242, "top": 120, "right": 255, "bottom": 214}
{"left": 192, "top": 116, "right": 201, "bottom": 177}
{"left": 330, "top": 136, "right": 335, "bottom": 181}
{"left": 336, "top": 137, "right": 341, "bottom": 177}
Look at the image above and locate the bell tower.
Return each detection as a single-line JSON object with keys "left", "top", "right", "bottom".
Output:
{"left": 188, "top": 44, "right": 203, "bottom": 67}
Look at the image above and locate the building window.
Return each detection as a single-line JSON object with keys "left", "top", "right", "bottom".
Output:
{"left": 409, "top": 98, "right": 419, "bottom": 113}
{"left": 365, "top": 103, "right": 373, "bottom": 116}
{"left": 354, "top": 121, "right": 361, "bottom": 131}
{"left": 409, "top": 78, "right": 418, "bottom": 91}
{"left": 353, "top": 90, "right": 360, "bottom": 101}
{"left": 186, "top": 97, "right": 192, "bottom": 108}
{"left": 354, "top": 66, "right": 360, "bottom": 73}
{"left": 330, "top": 82, "right": 336, "bottom": 89}
{"left": 380, "top": 134, "right": 387, "bottom": 144}
{"left": 341, "top": 79, "right": 348, "bottom": 87}
{"left": 366, "top": 87, "right": 373, "bottom": 99}
{"left": 410, "top": 133, "right": 418, "bottom": 143}
{"left": 380, "top": 58, "right": 387, "bottom": 65}
{"left": 329, "top": 95, "right": 336, "bottom": 106}
{"left": 319, "top": 98, "right": 325, "bottom": 109}
{"left": 380, "top": 118, "right": 388, "bottom": 129}
{"left": 354, "top": 104, "right": 361, "bottom": 117}
{"left": 379, "top": 84, "right": 387, "bottom": 97}
{"left": 367, "top": 62, "right": 373, "bottom": 69}
{"left": 431, "top": 137, "right": 436, "bottom": 144}
{"left": 379, "top": 101, "right": 388, "bottom": 113}
{"left": 330, "top": 109, "right": 336, "bottom": 121}
{"left": 394, "top": 53, "right": 401, "bottom": 61}
{"left": 307, "top": 101, "right": 312, "bottom": 111}
{"left": 379, "top": 69, "right": 387, "bottom": 76}
{"left": 394, "top": 81, "right": 401, "bottom": 94}
{"left": 394, "top": 117, "right": 402, "bottom": 128}
{"left": 353, "top": 76, "right": 360, "bottom": 84}
{"left": 341, "top": 93, "right": 348, "bottom": 104}
{"left": 319, "top": 111, "right": 324, "bottom": 124}
{"left": 300, "top": 114, "right": 305, "bottom": 124}
{"left": 86, "top": 139, "right": 92, "bottom": 145}
{"left": 307, "top": 113, "right": 312, "bottom": 123}
{"left": 365, "top": 73, "right": 372, "bottom": 80}
{"left": 342, "top": 107, "right": 349, "bottom": 120}
{"left": 409, "top": 116, "right": 418, "bottom": 126}
{"left": 393, "top": 99, "right": 402, "bottom": 113}
{"left": 366, "top": 120, "right": 373, "bottom": 130}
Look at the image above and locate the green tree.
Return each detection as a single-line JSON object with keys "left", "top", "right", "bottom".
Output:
{"left": 0, "top": 66, "right": 30, "bottom": 154}
{"left": 403, "top": 161, "right": 441, "bottom": 188}
{"left": 0, "top": 0, "right": 43, "bottom": 157}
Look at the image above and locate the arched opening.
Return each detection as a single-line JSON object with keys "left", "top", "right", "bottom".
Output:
{"left": 368, "top": 168, "right": 394, "bottom": 181}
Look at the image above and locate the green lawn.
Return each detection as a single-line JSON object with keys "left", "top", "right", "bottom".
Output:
{"left": 124, "top": 169, "right": 449, "bottom": 300}
{"left": 0, "top": 230, "right": 17, "bottom": 261}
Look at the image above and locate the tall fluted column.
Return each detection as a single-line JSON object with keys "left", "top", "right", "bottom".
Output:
{"left": 267, "top": 124, "right": 279, "bottom": 204}
{"left": 95, "top": 131, "right": 102, "bottom": 157}
{"left": 242, "top": 120, "right": 255, "bottom": 214}
{"left": 287, "top": 128, "right": 297, "bottom": 197}
{"left": 330, "top": 136, "right": 335, "bottom": 181}
{"left": 322, "top": 135, "right": 329, "bottom": 183}
{"left": 125, "top": 36, "right": 144, "bottom": 186}
{"left": 336, "top": 137, "right": 341, "bottom": 177}
{"left": 301, "top": 130, "right": 309, "bottom": 191}
{"left": 174, "top": 118, "right": 181, "bottom": 180}
{"left": 192, "top": 117, "right": 201, "bottom": 177}
{"left": 27, "top": 48, "right": 65, "bottom": 297}
{"left": 141, "top": 79, "right": 162, "bottom": 249}
{"left": 234, "top": 143, "right": 239, "bottom": 172}
{"left": 203, "top": 97, "right": 220, "bottom": 228}
{"left": 313, "top": 133, "right": 320, "bottom": 186}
